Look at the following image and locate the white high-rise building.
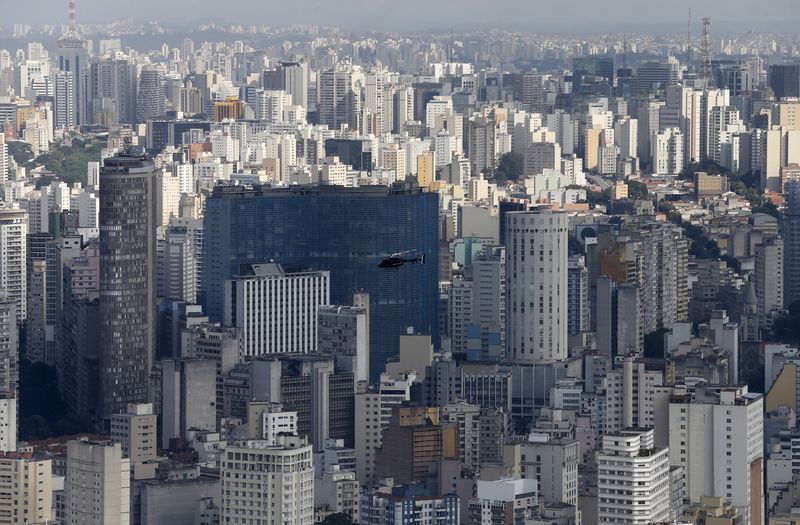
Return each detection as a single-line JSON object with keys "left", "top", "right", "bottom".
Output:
{"left": 0, "top": 206, "right": 28, "bottom": 323}
{"left": 223, "top": 262, "right": 329, "bottom": 357}
{"left": 614, "top": 116, "right": 638, "bottom": 159}
{"left": 65, "top": 440, "right": 131, "bottom": 525}
{"left": 256, "top": 90, "right": 292, "bottom": 124}
{"left": 157, "top": 223, "right": 199, "bottom": 304}
{"left": 425, "top": 96, "right": 453, "bottom": 131}
{"left": 0, "top": 452, "right": 52, "bottom": 525}
{"left": 222, "top": 436, "right": 314, "bottom": 525}
{"left": 505, "top": 209, "right": 568, "bottom": 363}
{"left": 0, "top": 135, "right": 7, "bottom": 184}
{"left": 365, "top": 70, "right": 390, "bottom": 134}
{"left": 110, "top": 403, "right": 157, "bottom": 479}
{"left": 597, "top": 428, "right": 671, "bottom": 525}
{"left": 667, "top": 384, "right": 763, "bottom": 525}
{"left": 604, "top": 357, "right": 664, "bottom": 434}
{"left": 651, "top": 128, "right": 684, "bottom": 175}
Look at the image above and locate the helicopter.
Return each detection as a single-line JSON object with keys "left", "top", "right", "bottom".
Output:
{"left": 378, "top": 251, "right": 426, "bottom": 269}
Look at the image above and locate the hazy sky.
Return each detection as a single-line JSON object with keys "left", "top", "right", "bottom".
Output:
{"left": 4, "top": 0, "right": 800, "bottom": 32}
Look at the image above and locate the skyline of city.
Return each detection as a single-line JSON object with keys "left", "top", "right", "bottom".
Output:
{"left": 3, "top": 0, "right": 800, "bottom": 33}
{"left": 1, "top": 0, "right": 800, "bottom": 524}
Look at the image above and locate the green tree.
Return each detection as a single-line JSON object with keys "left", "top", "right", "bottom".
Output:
{"left": 626, "top": 180, "right": 649, "bottom": 200}
{"left": 495, "top": 152, "right": 524, "bottom": 182}
{"left": 644, "top": 329, "right": 670, "bottom": 359}
{"left": 20, "top": 416, "right": 49, "bottom": 441}
{"left": 321, "top": 513, "right": 356, "bottom": 525}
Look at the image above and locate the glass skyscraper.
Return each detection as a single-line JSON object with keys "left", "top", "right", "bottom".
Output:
{"left": 203, "top": 184, "right": 439, "bottom": 380}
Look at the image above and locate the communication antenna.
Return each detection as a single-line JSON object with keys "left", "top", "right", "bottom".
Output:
{"left": 68, "top": 0, "right": 77, "bottom": 32}
{"left": 701, "top": 17, "right": 714, "bottom": 88}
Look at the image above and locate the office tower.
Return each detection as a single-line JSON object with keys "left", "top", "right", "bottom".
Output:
{"left": 0, "top": 206, "right": 28, "bottom": 323}
{"left": 614, "top": 116, "right": 638, "bottom": 159}
{"left": 0, "top": 294, "right": 16, "bottom": 453}
{"left": 567, "top": 255, "right": 589, "bottom": 336}
{"left": 785, "top": 180, "right": 800, "bottom": 306}
{"left": 598, "top": 428, "right": 671, "bottom": 525}
{"left": 572, "top": 56, "right": 615, "bottom": 86}
{"left": 136, "top": 69, "right": 165, "bottom": 123}
{"left": 110, "top": 403, "right": 157, "bottom": 479}
{"left": 0, "top": 452, "right": 52, "bottom": 525}
{"left": 651, "top": 127, "right": 685, "bottom": 175}
{"left": 393, "top": 85, "right": 415, "bottom": 133}
{"left": 317, "top": 294, "right": 370, "bottom": 384}
{"left": 521, "top": 73, "right": 544, "bottom": 113}
{"left": 157, "top": 222, "right": 199, "bottom": 304}
{"left": 203, "top": 185, "right": 439, "bottom": 381}
{"left": 754, "top": 236, "right": 784, "bottom": 321}
{"left": 56, "top": 1, "right": 89, "bottom": 125}
{"left": 318, "top": 65, "right": 360, "bottom": 130}
{"left": 770, "top": 65, "right": 800, "bottom": 100}
{"left": 635, "top": 58, "right": 681, "bottom": 93}
{"left": 637, "top": 100, "right": 664, "bottom": 167}
{"left": 161, "top": 358, "right": 216, "bottom": 448}
{"left": 25, "top": 260, "right": 46, "bottom": 363}
{"left": 280, "top": 60, "right": 309, "bottom": 110}
{"left": 54, "top": 70, "right": 75, "bottom": 129}
{"left": 505, "top": 209, "right": 568, "bottom": 363}
{"left": 89, "top": 58, "right": 137, "bottom": 125}
{"left": 255, "top": 89, "right": 291, "bottom": 123}
{"left": 668, "top": 385, "right": 763, "bottom": 525}
{"left": 222, "top": 436, "right": 314, "bottom": 525}
{"left": 223, "top": 262, "right": 330, "bottom": 358}
{"left": 65, "top": 439, "right": 131, "bottom": 525}
{"left": 99, "top": 153, "right": 156, "bottom": 420}
{"left": 0, "top": 294, "right": 17, "bottom": 398}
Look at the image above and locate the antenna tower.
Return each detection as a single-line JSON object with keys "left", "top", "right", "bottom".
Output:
{"left": 68, "top": 0, "right": 76, "bottom": 32}
{"left": 701, "top": 17, "right": 714, "bottom": 88}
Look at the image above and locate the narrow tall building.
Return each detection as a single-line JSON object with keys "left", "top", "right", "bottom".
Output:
{"left": 0, "top": 452, "right": 52, "bottom": 525}
{"left": 505, "top": 208, "right": 568, "bottom": 363}
{"left": 0, "top": 206, "right": 28, "bottom": 324}
{"left": 65, "top": 439, "right": 130, "bottom": 525}
{"left": 99, "top": 152, "right": 156, "bottom": 420}
{"left": 784, "top": 179, "right": 800, "bottom": 306}
{"left": 667, "top": 385, "right": 763, "bottom": 525}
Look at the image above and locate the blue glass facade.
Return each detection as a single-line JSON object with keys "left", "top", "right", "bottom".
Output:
{"left": 203, "top": 184, "right": 440, "bottom": 381}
